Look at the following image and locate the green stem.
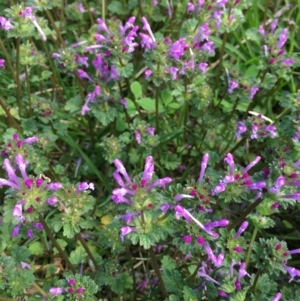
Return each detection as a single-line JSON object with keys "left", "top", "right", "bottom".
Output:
{"left": 102, "top": 0, "right": 106, "bottom": 22}
{"left": 149, "top": 247, "right": 168, "bottom": 299}
{"left": 16, "top": 38, "right": 22, "bottom": 117}
{"left": 252, "top": 269, "right": 261, "bottom": 293}
{"left": 83, "top": 0, "right": 95, "bottom": 24}
{"left": 0, "top": 39, "right": 17, "bottom": 83}
{"left": 0, "top": 98, "right": 22, "bottom": 131}
{"left": 228, "top": 197, "right": 264, "bottom": 231}
{"left": 126, "top": 247, "right": 137, "bottom": 301}
{"left": 25, "top": 66, "right": 32, "bottom": 117}
{"left": 45, "top": 9, "right": 66, "bottom": 47}
{"left": 76, "top": 234, "right": 98, "bottom": 269}
{"left": 38, "top": 213, "right": 76, "bottom": 273}
{"left": 0, "top": 296, "right": 13, "bottom": 301}
{"left": 155, "top": 86, "right": 159, "bottom": 134}
{"left": 214, "top": 31, "right": 228, "bottom": 91}
{"left": 245, "top": 227, "right": 258, "bottom": 268}
{"left": 32, "top": 281, "right": 49, "bottom": 298}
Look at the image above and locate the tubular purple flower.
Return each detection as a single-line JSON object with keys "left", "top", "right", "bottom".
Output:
{"left": 284, "top": 265, "right": 300, "bottom": 282}
{"left": 198, "top": 153, "right": 209, "bottom": 183}
{"left": 289, "top": 248, "right": 300, "bottom": 255}
{"left": 249, "top": 86, "right": 259, "bottom": 99}
{"left": 221, "top": 175, "right": 235, "bottom": 184}
{"left": 174, "top": 194, "right": 194, "bottom": 202}
{"left": 24, "top": 7, "right": 46, "bottom": 41}
{"left": 277, "top": 28, "right": 288, "bottom": 49}
{"left": 147, "top": 177, "right": 172, "bottom": 190}
{"left": 228, "top": 80, "right": 239, "bottom": 94}
{"left": 145, "top": 69, "right": 152, "bottom": 79}
{"left": 218, "top": 290, "right": 229, "bottom": 298}
{"left": 49, "top": 287, "right": 65, "bottom": 295}
{"left": 117, "top": 212, "right": 140, "bottom": 224}
{"left": 0, "top": 178, "right": 20, "bottom": 190}
{"left": 46, "top": 182, "right": 62, "bottom": 192}
{"left": 24, "top": 136, "right": 38, "bottom": 145}
{"left": 141, "top": 17, "right": 156, "bottom": 43}
{"left": 15, "top": 155, "right": 28, "bottom": 181}
{"left": 114, "top": 159, "right": 133, "bottom": 185}
{"left": 113, "top": 172, "right": 126, "bottom": 188}
{"left": 187, "top": 2, "right": 195, "bottom": 12}
{"left": 198, "top": 271, "right": 220, "bottom": 285}
{"left": 205, "top": 219, "right": 229, "bottom": 229}
{"left": 270, "top": 19, "right": 278, "bottom": 33}
{"left": 271, "top": 293, "right": 282, "bottom": 301}
{"left": 224, "top": 153, "right": 234, "bottom": 175}
{"left": 32, "top": 222, "right": 43, "bottom": 230}
{"left": 119, "top": 16, "right": 136, "bottom": 35}
{"left": 238, "top": 262, "right": 251, "bottom": 280}
{"left": 244, "top": 156, "right": 261, "bottom": 173}
{"left": 234, "top": 221, "right": 248, "bottom": 239}
{"left": 247, "top": 181, "right": 266, "bottom": 190}
{"left": 212, "top": 183, "right": 226, "bottom": 195}
{"left": 120, "top": 226, "right": 137, "bottom": 242}
{"left": 269, "top": 176, "right": 286, "bottom": 194}
{"left": 142, "top": 156, "right": 154, "bottom": 182}
{"left": 27, "top": 228, "right": 33, "bottom": 240}
{"left": 0, "top": 59, "right": 5, "bottom": 68}
{"left": 21, "top": 262, "right": 31, "bottom": 269}
{"left": 0, "top": 16, "right": 14, "bottom": 30}
{"left": 236, "top": 121, "right": 247, "bottom": 138}
{"left": 96, "top": 18, "right": 110, "bottom": 34}
{"left": 112, "top": 188, "right": 132, "bottom": 204}
{"left": 77, "top": 69, "right": 93, "bottom": 82}
{"left": 12, "top": 201, "right": 25, "bottom": 221}
{"left": 76, "top": 182, "right": 94, "bottom": 193}
{"left": 147, "top": 127, "right": 155, "bottom": 136}
{"left": 280, "top": 193, "right": 300, "bottom": 201}
{"left": 135, "top": 132, "right": 141, "bottom": 144}
{"left": 12, "top": 224, "right": 21, "bottom": 237}
{"left": 175, "top": 205, "right": 218, "bottom": 237}
{"left": 47, "top": 197, "right": 58, "bottom": 205}
{"left": 198, "top": 62, "right": 208, "bottom": 74}
{"left": 161, "top": 203, "right": 171, "bottom": 213}
{"left": 216, "top": 252, "right": 225, "bottom": 267}
{"left": 258, "top": 25, "right": 265, "bottom": 36}
{"left": 235, "top": 280, "right": 241, "bottom": 291}
{"left": 195, "top": 23, "right": 210, "bottom": 42}
{"left": 3, "top": 158, "right": 19, "bottom": 184}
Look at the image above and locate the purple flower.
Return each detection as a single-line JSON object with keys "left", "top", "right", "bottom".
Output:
{"left": 139, "top": 33, "right": 156, "bottom": 49}
{"left": 198, "top": 153, "right": 209, "bottom": 183}
{"left": 141, "top": 17, "right": 156, "bottom": 43}
{"left": 49, "top": 287, "right": 65, "bottom": 295}
{"left": 284, "top": 265, "right": 300, "bottom": 282}
{"left": 135, "top": 132, "right": 141, "bottom": 144}
{"left": 270, "top": 19, "right": 278, "bottom": 33}
{"left": 249, "top": 86, "right": 259, "bottom": 99}
{"left": 187, "top": 2, "right": 195, "bottom": 12}
{"left": 195, "top": 23, "right": 210, "bottom": 42}
{"left": 271, "top": 293, "right": 282, "bottom": 301}
{"left": 198, "top": 62, "right": 208, "bottom": 74}
{"left": 281, "top": 58, "right": 295, "bottom": 67}
{"left": 77, "top": 69, "right": 93, "bottom": 82}
{"left": 23, "top": 7, "right": 47, "bottom": 41}
{"left": 97, "top": 18, "right": 110, "bottom": 35}
{"left": 168, "top": 38, "right": 188, "bottom": 60}
{"left": 228, "top": 79, "right": 239, "bottom": 94}
{"left": 77, "top": 3, "right": 85, "bottom": 13}
{"left": 277, "top": 28, "right": 288, "bottom": 49}
{"left": 120, "top": 226, "right": 137, "bottom": 242}
{"left": 0, "top": 16, "right": 14, "bottom": 30}
{"left": 0, "top": 59, "right": 5, "bottom": 69}
{"left": 244, "top": 156, "right": 261, "bottom": 173}
{"left": 169, "top": 66, "right": 179, "bottom": 80}
{"left": 234, "top": 221, "right": 248, "bottom": 239}
{"left": 145, "top": 69, "right": 153, "bottom": 79}
{"left": 147, "top": 127, "right": 155, "bottom": 136}
{"left": 224, "top": 153, "right": 234, "bottom": 175}
{"left": 76, "top": 182, "right": 94, "bottom": 193}
{"left": 236, "top": 121, "right": 247, "bottom": 138}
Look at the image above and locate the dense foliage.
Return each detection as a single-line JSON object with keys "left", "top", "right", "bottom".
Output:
{"left": 0, "top": 0, "right": 300, "bottom": 300}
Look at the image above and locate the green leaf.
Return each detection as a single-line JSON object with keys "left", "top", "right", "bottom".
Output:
{"left": 131, "top": 81, "right": 142, "bottom": 99}
{"left": 41, "top": 70, "right": 52, "bottom": 80}
{"left": 183, "top": 286, "right": 198, "bottom": 301}
{"left": 283, "top": 220, "right": 293, "bottom": 229}
{"left": 137, "top": 97, "right": 164, "bottom": 112}
{"left": 161, "top": 89, "right": 173, "bottom": 106}
{"left": 70, "top": 246, "right": 87, "bottom": 265}
{"left": 107, "top": 1, "right": 128, "bottom": 14}
{"left": 64, "top": 95, "right": 82, "bottom": 113}
{"left": 28, "top": 241, "right": 44, "bottom": 255}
